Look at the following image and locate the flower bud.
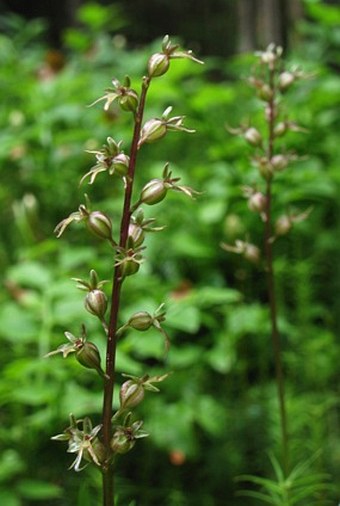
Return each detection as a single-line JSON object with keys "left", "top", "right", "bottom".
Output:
{"left": 112, "top": 153, "right": 129, "bottom": 177}
{"left": 139, "top": 119, "right": 167, "bottom": 145}
{"left": 120, "top": 379, "right": 145, "bottom": 409}
{"left": 128, "top": 311, "right": 153, "bottom": 331}
{"left": 140, "top": 179, "right": 168, "bottom": 205}
{"left": 244, "top": 244, "right": 260, "bottom": 263}
{"left": 128, "top": 222, "right": 144, "bottom": 247}
{"left": 118, "top": 89, "right": 139, "bottom": 113}
{"left": 244, "top": 127, "right": 262, "bottom": 147}
{"left": 265, "top": 104, "right": 278, "bottom": 122}
{"left": 275, "top": 215, "right": 292, "bottom": 236}
{"left": 76, "top": 341, "right": 102, "bottom": 372}
{"left": 87, "top": 211, "right": 113, "bottom": 240}
{"left": 257, "top": 84, "right": 273, "bottom": 102}
{"left": 257, "top": 157, "right": 273, "bottom": 179}
{"left": 274, "top": 122, "right": 287, "bottom": 137}
{"left": 111, "top": 428, "right": 135, "bottom": 454}
{"left": 248, "top": 192, "right": 266, "bottom": 213}
{"left": 278, "top": 71, "right": 295, "bottom": 91}
{"left": 148, "top": 53, "right": 170, "bottom": 78}
{"left": 271, "top": 154, "right": 288, "bottom": 172}
{"left": 84, "top": 289, "right": 108, "bottom": 318}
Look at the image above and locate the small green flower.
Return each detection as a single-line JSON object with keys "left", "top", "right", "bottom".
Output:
{"left": 114, "top": 246, "right": 145, "bottom": 278}
{"left": 138, "top": 106, "right": 195, "bottom": 148}
{"left": 221, "top": 239, "right": 260, "bottom": 264}
{"left": 72, "top": 269, "right": 109, "bottom": 292}
{"left": 52, "top": 415, "right": 104, "bottom": 472}
{"left": 114, "top": 372, "right": 170, "bottom": 417}
{"left": 111, "top": 418, "right": 148, "bottom": 455}
{"left": 118, "top": 303, "right": 170, "bottom": 352}
{"left": 134, "top": 163, "right": 199, "bottom": 209}
{"left": 81, "top": 138, "right": 130, "bottom": 185}
{"left": 54, "top": 195, "right": 115, "bottom": 245}
{"left": 45, "top": 330, "right": 85, "bottom": 359}
{"left": 45, "top": 326, "right": 107, "bottom": 379}
{"left": 89, "top": 76, "right": 139, "bottom": 113}
{"left": 127, "top": 210, "right": 164, "bottom": 248}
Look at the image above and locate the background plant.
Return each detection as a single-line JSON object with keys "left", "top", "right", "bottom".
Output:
{"left": 0, "top": 2, "right": 340, "bottom": 505}
{"left": 222, "top": 42, "right": 333, "bottom": 505}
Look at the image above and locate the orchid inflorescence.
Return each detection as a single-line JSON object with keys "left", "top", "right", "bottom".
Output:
{"left": 46, "top": 35, "right": 202, "bottom": 501}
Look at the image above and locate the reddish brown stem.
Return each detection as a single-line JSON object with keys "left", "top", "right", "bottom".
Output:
{"left": 101, "top": 77, "right": 151, "bottom": 506}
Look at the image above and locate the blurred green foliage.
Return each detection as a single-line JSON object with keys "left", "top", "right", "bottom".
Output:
{"left": 0, "top": 1, "right": 340, "bottom": 505}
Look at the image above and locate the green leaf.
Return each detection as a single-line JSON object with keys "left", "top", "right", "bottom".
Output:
{"left": 169, "top": 345, "right": 203, "bottom": 368}
{"left": 306, "top": 2, "right": 340, "bottom": 26}
{"left": 0, "top": 451, "right": 25, "bottom": 483}
{"left": 0, "top": 302, "right": 38, "bottom": 342}
{"left": 0, "top": 490, "right": 20, "bottom": 506}
{"left": 17, "top": 479, "right": 62, "bottom": 500}
{"left": 166, "top": 302, "right": 200, "bottom": 333}
{"left": 7, "top": 261, "right": 52, "bottom": 289}
{"left": 188, "top": 286, "right": 241, "bottom": 307}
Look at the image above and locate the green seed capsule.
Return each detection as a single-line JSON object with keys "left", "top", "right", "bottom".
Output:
{"left": 120, "top": 257, "right": 141, "bottom": 277}
{"left": 128, "top": 223, "right": 145, "bottom": 247}
{"left": 119, "top": 379, "right": 145, "bottom": 409}
{"left": 87, "top": 211, "right": 113, "bottom": 240}
{"left": 139, "top": 119, "right": 167, "bottom": 145}
{"left": 140, "top": 179, "right": 168, "bottom": 205}
{"left": 112, "top": 153, "right": 129, "bottom": 177}
{"left": 147, "top": 53, "right": 170, "bottom": 77}
{"left": 76, "top": 341, "right": 102, "bottom": 371}
{"left": 111, "top": 429, "right": 136, "bottom": 454}
{"left": 118, "top": 90, "right": 139, "bottom": 113}
{"left": 128, "top": 311, "right": 153, "bottom": 331}
{"left": 84, "top": 289, "right": 108, "bottom": 318}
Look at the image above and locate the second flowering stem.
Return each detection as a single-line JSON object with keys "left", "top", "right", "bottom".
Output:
{"left": 264, "top": 66, "right": 289, "bottom": 476}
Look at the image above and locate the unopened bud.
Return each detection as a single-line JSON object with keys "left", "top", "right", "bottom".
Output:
{"left": 274, "top": 122, "right": 287, "bottom": 137}
{"left": 257, "top": 157, "right": 273, "bottom": 179}
{"left": 148, "top": 53, "right": 170, "bottom": 78}
{"left": 275, "top": 215, "right": 292, "bottom": 236}
{"left": 257, "top": 84, "right": 273, "bottom": 102}
{"left": 128, "top": 311, "right": 153, "bottom": 331}
{"left": 85, "top": 289, "right": 108, "bottom": 318}
{"left": 120, "top": 379, "right": 145, "bottom": 409}
{"left": 248, "top": 192, "right": 266, "bottom": 213}
{"left": 271, "top": 154, "right": 288, "bottom": 172}
{"left": 87, "top": 211, "right": 113, "bottom": 240}
{"left": 244, "top": 244, "right": 260, "bottom": 263}
{"left": 278, "top": 71, "right": 295, "bottom": 91}
{"left": 76, "top": 341, "right": 102, "bottom": 372}
{"left": 265, "top": 104, "right": 278, "bottom": 122}
{"left": 244, "top": 128, "right": 262, "bottom": 147}
{"left": 140, "top": 179, "right": 168, "bottom": 205}
{"left": 139, "top": 119, "right": 167, "bottom": 145}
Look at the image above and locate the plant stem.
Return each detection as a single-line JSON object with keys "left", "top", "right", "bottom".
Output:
{"left": 101, "top": 77, "right": 151, "bottom": 506}
{"left": 264, "top": 66, "right": 289, "bottom": 475}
